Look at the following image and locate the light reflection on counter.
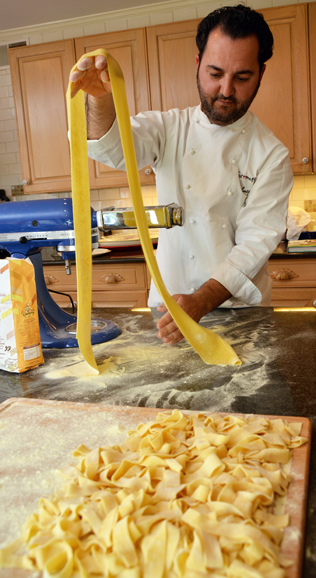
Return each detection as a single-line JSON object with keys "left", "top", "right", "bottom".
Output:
{"left": 274, "top": 307, "right": 316, "bottom": 312}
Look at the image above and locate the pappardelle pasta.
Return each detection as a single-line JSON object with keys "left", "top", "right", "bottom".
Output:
{"left": 0, "top": 411, "right": 307, "bottom": 578}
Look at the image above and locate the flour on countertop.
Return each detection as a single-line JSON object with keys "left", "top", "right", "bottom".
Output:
{"left": 0, "top": 403, "right": 146, "bottom": 552}
{"left": 25, "top": 310, "right": 285, "bottom": 415}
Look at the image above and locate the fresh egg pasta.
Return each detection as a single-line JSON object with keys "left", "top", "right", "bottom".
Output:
{"left": 0, "top": 411, "right": 307, "bottom": 578}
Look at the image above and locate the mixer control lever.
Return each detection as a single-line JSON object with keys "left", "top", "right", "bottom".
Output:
{"left": 65, "top": 260, "right": 71, "bottom": 275}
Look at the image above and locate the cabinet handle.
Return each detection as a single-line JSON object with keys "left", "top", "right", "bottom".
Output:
{"left": 270, "top": 268, "right": 299, "bottom": 281}
{"left": 145, "top": 168, "right": 152, "bottom": 175}
{"left": 101, "top": 273, "right": 124, "bottom": 284}
{"left": 22, "top": 179, "right": 30, "bottom": 185}
{"left": 302, "top": 157, "right": 309, "bottom": 164}
{"left": 44, "top": 274, "right": 59, "bottom": 285}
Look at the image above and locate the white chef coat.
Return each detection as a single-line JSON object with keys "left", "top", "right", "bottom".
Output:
{"left": 88, "top": 106, "right": 293, "bottom": 308}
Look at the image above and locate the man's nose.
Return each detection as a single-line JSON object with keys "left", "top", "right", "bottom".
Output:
{"left": 220, "top": 77, "right": 235, "bottom": 97}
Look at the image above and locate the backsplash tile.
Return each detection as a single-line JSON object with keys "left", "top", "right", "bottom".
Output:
{"left": 305, "top": 200, "right": 316, "bottom": 213}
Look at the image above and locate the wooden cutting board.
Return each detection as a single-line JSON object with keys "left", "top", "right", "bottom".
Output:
{"left": 0, "top": 397, "right": 312, "bottom": 578}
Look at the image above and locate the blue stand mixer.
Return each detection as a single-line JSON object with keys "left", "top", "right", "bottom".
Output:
{"left": 0, "top": 198, "right": 184, "bottom": 349}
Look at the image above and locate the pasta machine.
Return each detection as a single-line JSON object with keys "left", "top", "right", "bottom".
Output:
{"left": 0, "top": 198, "right": 184, "bottom": 348}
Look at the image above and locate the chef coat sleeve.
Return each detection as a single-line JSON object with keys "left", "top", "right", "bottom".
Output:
{"left": 87, "top": 111, "right": 166, "bottom": 171}
{"left": 211, "top": 147, "right": 293, "bottom": 305}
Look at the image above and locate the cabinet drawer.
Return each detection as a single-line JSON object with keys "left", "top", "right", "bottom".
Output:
{"left": 92, "top": 263, "right": 147, "bottom": 292}
{"left": 43, "top": 263, "right": 149, "bottom": 307}
{"left": 91, "top": 291, "right": 148, "bottom": 308}
{"left": 44, "top": 265, "right": 76, "bottom": 290}
{"left": 268, "top": 259, "right": 316, "bottom": 287}
{"left": 44, "top": 263, "right": 148, "bottom": 290}
{"left": 271, "top": 288, "right": 316, "bottom": 307}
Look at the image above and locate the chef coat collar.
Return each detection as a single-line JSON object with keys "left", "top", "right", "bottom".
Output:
{"left": 195, "top": 104, "right": 251, "bottom": 131}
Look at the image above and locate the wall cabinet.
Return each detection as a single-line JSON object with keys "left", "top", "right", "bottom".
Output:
{"left": 44, "top": 261, "right": 150, "bottom": 308}
{"left": 9, "top": 30, "right": 154, "bottom": 193}
{"left": 250, "top": 4, "right": 312, "bottom": 174}
{"left": 268, "top": 258, "right": 316, "bottom": 307}
{"left": 9, "top": 41, "right": 75, "bottom": 194}
{"left": 146, "top": 19, "right": 200, "bottom": 112}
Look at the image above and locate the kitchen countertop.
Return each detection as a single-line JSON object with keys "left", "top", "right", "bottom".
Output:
{"left": 43, "top": 246, "right": 148, "bottom": 265}
{"left": 42, "top": 242, "right": 316, "bottom": 266}
{"left": 0, "top": 306, "right": 315, "bottom": 575}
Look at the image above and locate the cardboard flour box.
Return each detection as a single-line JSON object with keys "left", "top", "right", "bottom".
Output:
{"left": 0, "top": 258, "right": 44, "bottom": 373}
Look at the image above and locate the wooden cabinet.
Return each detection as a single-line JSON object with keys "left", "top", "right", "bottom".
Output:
{"left": 44, "top": 261, "right": 150, "bottom": 308}
{"left": 9, "top": 30, "right": 154, "bottom": 193}
{"left": 268, "top": 258, "right": 316, "bottom": 306}
{"left": 9, "top": 41, "right": 75, "bottom": 194}
{"left": 146, "top": 5, "right": 313, "bottom": 175}
{"left": 250, "top": 4, "right": 312, "bottom": 174}
{"left": 75, "top": 30, "right": 154, "bottom": 188}
{"left": 146, "top": 19, "right": 200, "bottom": 111}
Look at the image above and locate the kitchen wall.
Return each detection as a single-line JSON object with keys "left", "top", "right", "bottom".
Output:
{"left": 0, "top": 0, "right": 315, "bottom": 212}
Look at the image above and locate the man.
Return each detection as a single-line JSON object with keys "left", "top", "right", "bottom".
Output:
{"left": 70, "top": 5, "right": 293, "bottom": 346}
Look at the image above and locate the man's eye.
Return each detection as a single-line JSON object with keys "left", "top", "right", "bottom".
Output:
{"left": 237, "top": 77, "right": 249, "bottom": 82}
{"left": 210, "top": 73, "right": 221, "bottom": 78}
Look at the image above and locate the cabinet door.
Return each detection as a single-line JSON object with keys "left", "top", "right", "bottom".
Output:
{"left": 309, "top": 2, "right": 316, "bottom": 174}
{"left": 250, "top": 4, "right": 312, "bottom": 174}
{"left": 75, "top": 29, "right": 154, "bottom": 189}
{"left": 146, "top": 19, "right": 200, "bottom": 111}
{"left": 9, "top": 41, "right": 75, "bottom": 194}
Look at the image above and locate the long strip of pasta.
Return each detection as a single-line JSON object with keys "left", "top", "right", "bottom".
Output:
{"left": 0, "top": 411, "right": 307, "bottom": 577}
{"left": 67, "top": 50, "right": 241, "bottom": 368}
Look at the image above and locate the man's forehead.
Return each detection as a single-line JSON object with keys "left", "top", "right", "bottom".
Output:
{"left": 203, "top": 28, "right": 260, "bottom": 66}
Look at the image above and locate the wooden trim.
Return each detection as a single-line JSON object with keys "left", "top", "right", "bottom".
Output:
{"left": 308, "top": 2, "right": 316, "bottom": 174}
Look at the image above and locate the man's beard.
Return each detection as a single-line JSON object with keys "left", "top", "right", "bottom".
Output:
{"left": 196, "top": 72, "right": 260, "bottom": 126}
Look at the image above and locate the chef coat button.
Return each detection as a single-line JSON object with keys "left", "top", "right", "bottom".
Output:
{"left": 190, "top": 287, "right": 196, "bottom": 292}
{"left": 228, "top": 191, "right": 234, "bottom": 196}
{"left": 190, "top": 219, "right": 196, "bottom": 224}
{"left": 189, "top": 254, "right": 195, "bottom": 259}
{"left": 196, "top": 119, "right": 200, "bottom": 123}
{"left": 241, "top": 129, "right": 246, "bottom": 134}
{"left": 231, "top": 159, "right": 236, "bottom": 164}
{"left": 222, "top": 224, "right": 227, "bottom": 229}
{"left": 190, "top": 149, "right": 196, "bottom": 155}
{"left": 185, "top": 184, "right": 191, "bottom": 189}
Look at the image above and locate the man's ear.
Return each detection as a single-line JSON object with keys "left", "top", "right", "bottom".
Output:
{"left": 259, "top": 63, "right": 266, "bottom": 83}
{"left": 196, "top": 54, "right": 200, "bottom": 71}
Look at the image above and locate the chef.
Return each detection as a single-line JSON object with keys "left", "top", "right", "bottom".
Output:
{"left": 69, "top": 4, "right": 293, "bottom": 345}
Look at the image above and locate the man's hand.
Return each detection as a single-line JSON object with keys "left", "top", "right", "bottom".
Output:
{"left": 156, "top": 279, "right": 232, "bottom": 345}
{"left": 69, "top": 54, "right": 116, "bottom": 140}
{"left": 69, "top": 54, "right": 111, "bottom": 99}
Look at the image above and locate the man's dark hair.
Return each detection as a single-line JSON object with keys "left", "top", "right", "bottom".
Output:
{"left": 196, "top": 4, "right": 273, "bottom": 73}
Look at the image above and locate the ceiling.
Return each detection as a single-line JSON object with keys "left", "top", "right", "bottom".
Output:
{"left": 1, "top": 0, "right": 170, "bottom": 32}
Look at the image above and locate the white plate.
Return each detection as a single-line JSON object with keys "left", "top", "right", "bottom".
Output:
{"left": 92, "top": 248, "right": 111, "bottom": 256}
{"left": 99, "top": 229, "right": 159, "bottom": 249}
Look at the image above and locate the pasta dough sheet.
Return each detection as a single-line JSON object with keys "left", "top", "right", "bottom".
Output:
{"left": 0, "top": 404, "right": 308, "bottom": 578}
